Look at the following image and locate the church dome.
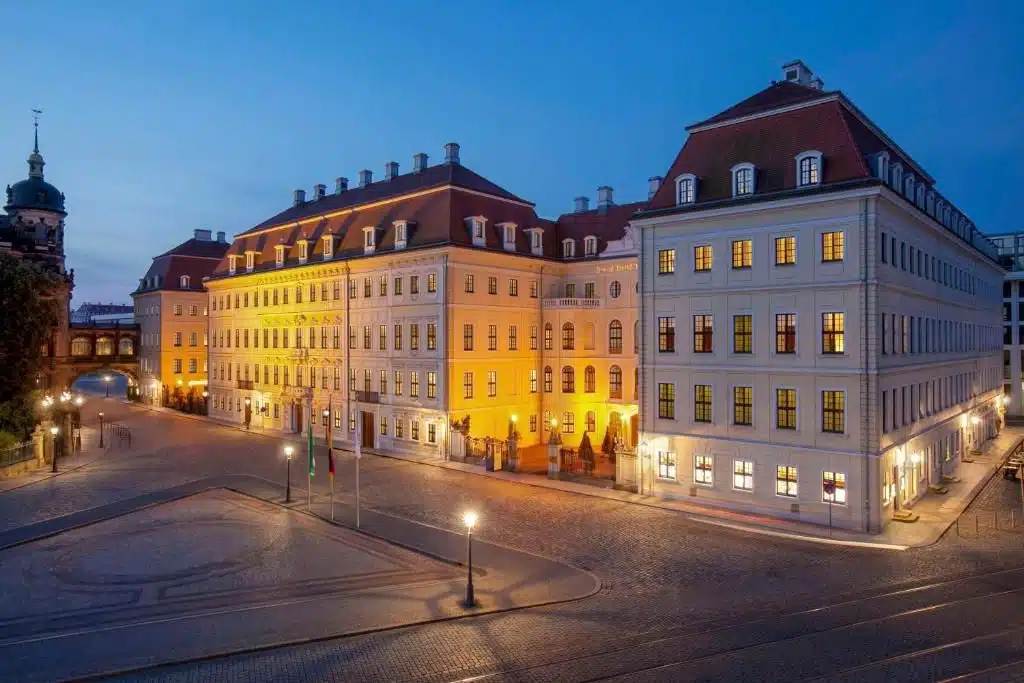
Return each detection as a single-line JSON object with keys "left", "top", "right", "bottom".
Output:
{"left": 4, "top": 120, "right": 66, "bottom": 215}
{"left": 5, "top": 176, "right": 66, "bottom": 214}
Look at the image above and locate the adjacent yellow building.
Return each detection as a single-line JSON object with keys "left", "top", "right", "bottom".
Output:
{"left": 132, "top": 230, "right": 229, "bottom": 409}
{"left": 206, "top": 144, "right": 645, "bottom": 457}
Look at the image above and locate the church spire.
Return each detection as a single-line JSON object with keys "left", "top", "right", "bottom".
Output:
{"left": 28, "top": 109, "right": 44, "bottom": 179}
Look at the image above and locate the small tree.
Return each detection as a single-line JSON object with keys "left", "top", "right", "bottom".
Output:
{"left": 0, "top": 254, "right": 61, "bottom": 439}
{"left": 601, "top": 427, "right": 613, "bottom": 455}
{"left": 579, "top": 431, "right": 595, "bottom": 473}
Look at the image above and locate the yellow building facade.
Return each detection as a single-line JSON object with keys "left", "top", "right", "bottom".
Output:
{"left": 206, "top": 145, "right": 643, "bottom": 457}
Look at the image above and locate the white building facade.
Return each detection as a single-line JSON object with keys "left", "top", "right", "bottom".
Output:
{"left": 634, "top": 61, "right": 1004, "bottom": 532}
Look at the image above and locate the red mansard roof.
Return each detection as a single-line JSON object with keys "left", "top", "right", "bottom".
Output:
{"left": 687, "top": 80, "right": 834, "bottom": 129}
{"left": 135, "top": 237, "right": 229, "bottom": 295}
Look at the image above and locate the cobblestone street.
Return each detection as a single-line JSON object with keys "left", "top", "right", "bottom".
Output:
{"left": 1, "top": 400, "right": 1023, "bottom": 681}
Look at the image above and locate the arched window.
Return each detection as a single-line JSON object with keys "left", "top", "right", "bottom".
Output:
{"left": 544, "top": 323, "right": 553, "bottom": 350}
{"left": 609, "top": 365, "right": 623, "bottom": 399}
{"left": 71, "top": 337, "right": 91, "bottom": 357}
{"left": 118, "top": 337, "right": 134, "bottom": 356}
{"left": 562, "top": 323, "right": 575, "bottom": 350}
{"left": 584, "top": 365, "right": 596, "bottom": 393}
{"left": 584, "top": 236, "right": 598, "bottom": 256}
{"left": 180, "top": 275, "right": 190, "bottom": 289}
{"left": 796, "top": 151, "right": 822, "bottom": 186}
{"left": 543, "top": 366, "right": 553, "bottom": 393}
{"left": 95, "top": 337, "right": 114, "bottom": 356}
{"left": 562, "top": 239, "right": 576, "bottom": 258}
{"left": 675, "top": 173, "right": 697, "bottom": 205}
{"left": 609, "top": 320, "right": 623, "bottom": 354}
{"left": 732, "top": 163, "right": 755, "bottom": 196}
{"left": 561, "top": 366, "right": 575, "bottom": 393}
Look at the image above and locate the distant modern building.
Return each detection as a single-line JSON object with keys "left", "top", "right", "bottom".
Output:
{"left": 988, "top": 231, "right": 1024, "bottom": 418}
{"left": 132, "top": 229, "right": 229, "bottom": 409}
{"left": 70, "top": 302, "right": 134, "bottom": 324}
{"left": 633, "top": 60, "right": 1005, "bottom": 533}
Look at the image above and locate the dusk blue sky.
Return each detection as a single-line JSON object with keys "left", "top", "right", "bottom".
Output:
{"left": 3, "top": 1, "right": 1021, "bottom": 304}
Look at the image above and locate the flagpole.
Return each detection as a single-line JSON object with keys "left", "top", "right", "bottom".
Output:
{"left": 328, "top": 397, "right": 334, "bottom": 522}
{"left": 355, "top": 406, "right": 361, "bottom": 529}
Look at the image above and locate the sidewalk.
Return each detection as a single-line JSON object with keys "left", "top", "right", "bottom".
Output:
{"left": 128, "top": 402, "right": 1022, "bottom": 551}
{"left": 0, "top": 425, "right": 108, "bottom": 493}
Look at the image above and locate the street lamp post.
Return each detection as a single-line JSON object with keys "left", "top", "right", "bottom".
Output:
{"left": 284, "top": 445, "right": 294, "bottom": 503}
{"left": 103, "top": 375, "right": 112, "bottom": 398}
{"left": 49, "top": 426, "right": 59, "bottom": 473}
{"left": 463, "top": 511, "right": 478, "bottom": 607}
{"left": 244, "top": 397, "right": 252, "bottom": 430}
{"left": 202, "top": 390, "right": 209, "bottom": 416}
{"left": 98, "top": 412, "right": 105, "bottom": 448}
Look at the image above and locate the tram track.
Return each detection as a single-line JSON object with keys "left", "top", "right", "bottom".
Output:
{"left": 451, "top": 565, "right": 1024, "bottom": 683}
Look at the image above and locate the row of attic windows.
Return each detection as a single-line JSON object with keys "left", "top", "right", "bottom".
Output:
{"left": 674, "top": 150, "right": 824, "bottom": 206}
{"left": 228, "top": 219, "right": 601, "bottom": 274}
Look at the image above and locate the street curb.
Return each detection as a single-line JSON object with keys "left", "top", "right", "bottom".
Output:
{"left": 130, "top": 403, "right": 913, "bottom": 552}
{"left": 10, "top": 480, "right": 600, "bottom": 683}
{"left": 925, "top": 436, "right": 1024, "bottom": 548}
{"left": 366, "top": 449, "right": 912, "bottom": 551}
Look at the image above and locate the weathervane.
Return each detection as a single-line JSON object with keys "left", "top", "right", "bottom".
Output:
{"left": 32, "top": 108, "right": 42, "bottom": 153}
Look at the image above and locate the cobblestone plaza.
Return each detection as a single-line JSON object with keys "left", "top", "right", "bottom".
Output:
{"left": 1, "top": 400, "right": 1022, "bottom": 681}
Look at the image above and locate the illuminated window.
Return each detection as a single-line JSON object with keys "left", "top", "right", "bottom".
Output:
{"left": 776, "top": 465, "right": 798, "bottom": 497}
{"left": 731, "top": 240, "right": 752, "bottom": 269}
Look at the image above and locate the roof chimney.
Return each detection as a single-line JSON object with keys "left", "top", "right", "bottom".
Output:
{"left": 336, "top": 177, "right": 348, "bottom": 194}
{"left": 385, "top": 161, "right": 399, "bottom": 181}
{"left": 314, "top": 183, "right": 327, "bottom": 200}
{"left": 358, "top": 169, "right": 373, "bottom": 188}
{"left": 193, "top": 228, "right": 212, "bottom": 241}
{"left": 574, "top": 196, "right": 590, "bottom": 213}
{"left": 444, "top": 142, "right": 460, "bottom": 165}
{"left": 413, "top": 152, "right": 429, "bottom": 173}
{"left": 216, "top": 231, "right": 227, "bottom": 243}
{"left": 597, "top": 186, "right": 614, "bottom": 210}
{"left": 648, "top": 176, "right": 663, "bottom": 200}
{"left": 809, "top": 76, "right": 824, "bottom": 90}
{"left": 781, "top": 60, "right": 815, "bottom": 86}
{"left": 293, "top": 189, "right": 306, "bottom": 206}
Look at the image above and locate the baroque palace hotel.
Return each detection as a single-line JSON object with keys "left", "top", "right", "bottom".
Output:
{"left": 207, "top": 143, "right": 645, "bottom": 456}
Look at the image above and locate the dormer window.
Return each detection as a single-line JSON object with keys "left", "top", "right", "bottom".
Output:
{"left": 915, "top": 183, "right": 926, "bottom": 209}
{"left": 795, "top": 151, "right": 822, "bottom": 186}
{"left": 891, "top": 162, "right": 903, "bottom": 191}
{"left": 363, "top": 226, "right": 377, "bottom": 254}
{"left": 245, "top": 251, "right": 256, "bottom": 272}
{"left": 527, "top": 227, "right": 544, "bottom": 256}
{"left": 394, "top": 220, "right": 409, "bottom": 250}
{"left": 275, "top": 244, "right": 286, "bottom": 267}
{"left": 875, "top": 151, "right": 890, "bottom": 181}
{"left": 675, "top": 173, "right": 697, "bottom": 205}
{"left": 731, "top": 163, "right": 756, "bottom": 197}
{"left": 180, "top": 275, "right": 190, "bottom": 289}
{"left": 321, "top": 234, "right": 334, "bottom": 260}
{"left": 468, "top": 216, "right": 488, "bottom": 247}
{"left": 499, "top": 222, "right": 517, "bottom": 251}
{"left": 298, "top": 240, "right": 309, "bottom": 263}
{"left": 904, "top": 173, "right": 915, "bottom": 200}
{"left": 562, "top": 238, "right": 576, "bottom": 258}
{"left": 227, "top": 255, "right": 238, "bottom": 275}
{"left": 584, "top": 235, "right": 598, "bottom": 257}
{"left": 926, "top": 191, "right": 936, "bottom": 217}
